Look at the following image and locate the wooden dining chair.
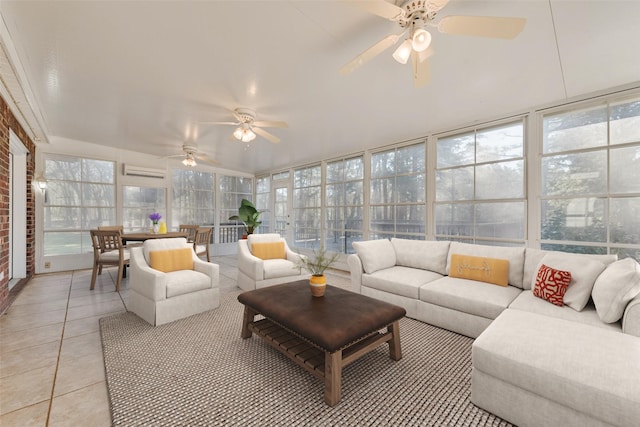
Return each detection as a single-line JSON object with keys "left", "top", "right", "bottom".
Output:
{"left": 193, "top": 226, "right": 213, "bottom": 262}
{"left": 90, "top": 229, "right": 130, "bottom": 292}
{"left": 98, "top": 225, "right": 141, "bottom": 247}
{"left": 179, "top": 224, "right": 199, "bottom": 244}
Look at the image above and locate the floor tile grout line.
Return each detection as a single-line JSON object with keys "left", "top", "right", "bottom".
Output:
{"left": 45, "top": 272, "right": 75, "bottom": 427}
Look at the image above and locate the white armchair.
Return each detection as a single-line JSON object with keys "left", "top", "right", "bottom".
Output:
{"left": 237, "top": 233, "right": 309, "bottom": 291}
{"left": 128, "top": 237, "right": 220, "bottom": 326}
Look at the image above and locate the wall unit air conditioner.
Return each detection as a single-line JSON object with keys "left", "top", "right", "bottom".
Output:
{"left": 123, "top": 164, "right": 166, "bottom": 179}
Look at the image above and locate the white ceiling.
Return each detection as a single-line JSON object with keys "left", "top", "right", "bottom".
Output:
{"left": 1, "top": 0, "right": 639, "bottom": 174}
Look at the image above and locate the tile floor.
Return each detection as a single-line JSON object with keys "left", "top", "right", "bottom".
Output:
{"left": 0, "top": 256, "right": 352, "bottom": 426}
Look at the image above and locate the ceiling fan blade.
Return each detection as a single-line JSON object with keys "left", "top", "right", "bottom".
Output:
{"left": 411, "top": 51, "right": 430, "bottom": 88}
{"left": 194, "top": 154, "right": 219, "bottom": 166}
{"left": 199, "top": 121, "right": 238, "bottom": 126}
{"left": 165, "top": 154, "right": 186, "bottom": 159}
{"left": 345, "top": 0, "right": 405, "bottom": 21}
{"left": 253, "top": 127, "right": 280, "bottom": 144}
{"left": 340, "top": 33, "right": 402, "bottom": 75}
{"left": 230, "top": 109, "right": 244, "bottom": 122}
{"left": 426, "top": 0, "right": 451, "bottom": 13}
{"left": 253, "top": 120, "right": 288, "bottom": 128}
{"left": 438, "top": 16, "right": 526, "bottom": 39}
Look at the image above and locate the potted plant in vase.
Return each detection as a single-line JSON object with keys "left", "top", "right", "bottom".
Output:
{"left": 295, "top": 246, "right": 340, "bottom": 297}
{"left": 228, "top": 198, "right": 262, "bottom": 239}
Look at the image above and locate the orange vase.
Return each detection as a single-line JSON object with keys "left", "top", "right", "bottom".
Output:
{"left": 309, "top": 274, "right": 326, "bottom": 297}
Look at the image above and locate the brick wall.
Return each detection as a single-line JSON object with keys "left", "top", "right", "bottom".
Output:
{"left": 0, "top": 95, "right": 36, "bottom": 314}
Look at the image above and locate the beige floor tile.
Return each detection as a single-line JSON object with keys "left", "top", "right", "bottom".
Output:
{"left": 10, "top": 290, "right": 70, "bottom": 307}
{"left": 60, "top": 332, "right": 103, "bottom": 360}
{"left": 0, "top": 401, "right": 49, "bottom": 426}
{"left": 5, "top": 299, "right": 68, "bottom": 315}
{"left": 67, "top": 291, "right": 122, "bottom": 309}
{"left": 62, "top": 314, "right": 102, "bottom": 339}
{"left": 48, "top": 382, "right": 111, "bottom": 427}
{"left": 0, "top": 322, "right": 63, "bottom": 353}
{"left": 65, "top": 299, "right": 125, "bottom": 322}
{"left": 0, "top": 365, "right": 55, "bottom": 416}
{"left": 0, "top": 309, "right": 67, "bottom": 334}
{"left": 0, "top": 340, "right": 60, "bottom": 379}
{"left": 53, "top": 352, "right": 105, "bottom": 397}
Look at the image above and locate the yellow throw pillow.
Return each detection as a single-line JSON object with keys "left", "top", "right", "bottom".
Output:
{"left": 449, "top": 254, "right": 510, "bottom": 286}
{"left": 149, "top": 248, "right": 194, "bottom": 273}
{"left": 251, "top": 241, "right": 286, "bottom": 260}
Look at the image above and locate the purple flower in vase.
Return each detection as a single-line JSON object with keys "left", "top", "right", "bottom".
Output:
{"left": 149, "top": 212, "right": 162, "bottom": 224}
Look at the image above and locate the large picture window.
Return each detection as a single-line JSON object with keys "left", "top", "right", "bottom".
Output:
{"left": 43, "top": 155, "right": 115, "bottom": 255}
{"left": 326, "top": 156, "right": 363, "bottom": 253}
{"left": 171, "top": 169, "right": 215, "bottom": 228}
{"left": 293, "top": 165, "right": 321, "bottom": 248}
{"left": 255, "top": 176, "right": 271, "bottom": 233}
{"left": 541, "top": 97, "right": 640, "bottom": 259}
{"left": 435, "top": 121, "right": 525, "bottom": 245}
{"left": 219, "top": 175, "right": 253, "bottom": 240}
{"left": 123, "top": 186, "right": 166, "bottom": 232}
{"left": 370, "top": 143, "right": 425, "bottom": 240}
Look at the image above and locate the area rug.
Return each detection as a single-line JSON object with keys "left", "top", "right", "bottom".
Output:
{"left": 100, "top": 291, "right": 511, "bottom": 426}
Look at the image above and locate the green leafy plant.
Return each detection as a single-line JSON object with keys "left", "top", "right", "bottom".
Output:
{"left": 228, "top": 198, "right": 262, "bottom": 235}
{"left": 295, "top": 246, "right": 340, "bottom": 276}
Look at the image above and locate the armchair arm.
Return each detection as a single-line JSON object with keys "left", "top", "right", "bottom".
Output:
{"left": 193, "top": 258, "right": 220, "bottom": 289}
{"left": 237, "top": 240, "right": 264, "bottom": 281}
{"left": 129, "top": 247, "right": 168, "bottom": 301}
{"left": 622, "top": 294, "right": 640, "bottom": 337}
{"left": 347, "top": 254, "right": 364, "bottom": 294}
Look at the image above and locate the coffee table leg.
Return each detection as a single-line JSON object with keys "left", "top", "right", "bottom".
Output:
{"left": 324, "top": 350, "right": 342, "bottom": 406}
{"left": 241, "top": 306, "right": 257, "bottom": 339}
{"left": 388, "top": 321, "right": 402, "bottom": 361}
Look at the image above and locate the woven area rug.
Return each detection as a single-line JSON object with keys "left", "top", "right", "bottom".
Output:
{"left": 100, "top": 290, "right": 511, "bottom": 426}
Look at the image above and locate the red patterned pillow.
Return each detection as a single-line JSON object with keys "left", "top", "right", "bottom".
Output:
{"left": 533, "top": 264, "right": 572, "bottom": 306}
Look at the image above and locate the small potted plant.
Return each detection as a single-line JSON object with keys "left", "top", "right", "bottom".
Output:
{"left": 295, "top": 246, "right": 340, "bottom": 297}
{"left": 228, "top": 198, "right": 261, "bottom": 239}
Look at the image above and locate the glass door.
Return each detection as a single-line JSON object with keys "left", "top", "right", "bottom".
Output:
{"left": 272, "top": 181, "right": 290, "bottom": 241}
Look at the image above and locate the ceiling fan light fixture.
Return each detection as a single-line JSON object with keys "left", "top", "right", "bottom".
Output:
{"left": 411, "top": 28, "right": 431, "bottom": 52}
{"left": 182, "top": 153, "right": 197, "bottom": 167}
{"left": 392, "top": 39, "right": 412, "bottom": 64}
{"left": 234, "top": 126, "right": 256, "bottom": 143}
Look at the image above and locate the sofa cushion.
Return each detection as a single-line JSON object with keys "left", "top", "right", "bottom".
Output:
{"left": 247, "top": 233, "right": 282, "bottom": 252}
{"left": 419, "top": 277, "right": 522, "bottom": 320}
{"left": 363, "top": 266, "right": 443, "bottom": 299}
{"left": 592, "top": 257, "right": 640, "bottom": 323}
{"left": 446, "top": 242, "right": 525, "bottom": 288}
{"left": 449, "top": 254, "right": 509, "bottom": 286}
{"left": 531, "top": 253, "right": 606, "bottom": 312}
{"left": 251, "top": 241, "right": 286, "bottom": 260}
{"left": 149, "top": 248, "right": 194, "bottom": 273}
{"left": 509, "top": 291, "right": 621, "bottom": 332}
{"left": 165, "top": 270, "right": 211, "bottom": 298}
{"left": 473, "top": 309, "right": 640, "bottom": 426}
{"left": 143, "top": 237, "right": 189, "bottom": 264}
{"left": 353, "top": 239, "right": 396, "bottom": 274}
{"left": 263, "top": 259, "right": 301, "bottom": 280}
{"left": 532, "top": 263, "right": 572, "bottom": 306}
{"left": 391, "top": 238, "right": 449, "bottom": 275}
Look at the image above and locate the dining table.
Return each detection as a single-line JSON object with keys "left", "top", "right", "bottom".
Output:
{"left": 121, "top": 231, "right": 188, "bottom": 244}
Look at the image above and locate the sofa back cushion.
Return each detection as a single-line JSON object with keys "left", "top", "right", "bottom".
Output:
{"left": 446, "top": 242, "right": 526, "bottom": 288}
{"left": 449, "top": 254, "right": 510, "bottom": 286}
{"left": 391, "top": 238, "right": 449, "bottom": 275}
{"left": 353, "top": 239, "right": 396, "bottom": 274}
{"left": 247, "top": 233, "right": 283, "bottom": 252}
{"left": 149, "top": 247, "right": 194, "bottom": 273}
{"left": 251, "top": 241, "right": 286, "bottom": 260}
{"left": 592, "top": 257, "right": 640, "bottom": 323}
{"left": 143, "top": 237, "right": 190, "bottom": 265}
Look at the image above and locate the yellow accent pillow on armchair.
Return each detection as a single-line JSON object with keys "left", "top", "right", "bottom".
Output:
{"left": 251, "top": 241, "right": 286, "bottom": 260}
{"left": 449, "top": 254, "right": 510, "bottom": 286}
{"left": 149, "top": 248, "right": 194, "bottom": 273}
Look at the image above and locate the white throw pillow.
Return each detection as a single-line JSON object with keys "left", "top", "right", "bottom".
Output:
{"left": 592, "top": 258, "right": 640, "bottom": 323}
{"left": 352, "top": 239, "right": 397, "bottom": 274}
{"left": 391, "top": 238, "right": 450, "bottom": 275}
{"left": 531, "top": 253, "right": 606, "bottom": 312}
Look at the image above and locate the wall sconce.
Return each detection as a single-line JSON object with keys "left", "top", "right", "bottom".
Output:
{"left": 35, "top": 174, "right": 48, "bottom": 191}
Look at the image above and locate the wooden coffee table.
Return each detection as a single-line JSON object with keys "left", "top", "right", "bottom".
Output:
{"left": 238, "top": 280, "right": 406, "bottom": 406}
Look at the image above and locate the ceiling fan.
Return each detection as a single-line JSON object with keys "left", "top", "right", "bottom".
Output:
{"left": 201, "top": 108, "right": 288, "bottom": 144}
{"left": 341, "top": 0, "right": 526, "bottom": 87}
{"left": 164, "top": 142, "right": 218, "bottom": 167}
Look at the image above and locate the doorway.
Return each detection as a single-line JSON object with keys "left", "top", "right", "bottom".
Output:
{"left": 8, "top": 130, "right": 28, "bottom": 288}
{"left": 272, "top": 180, "right": 291, "bottom": 241}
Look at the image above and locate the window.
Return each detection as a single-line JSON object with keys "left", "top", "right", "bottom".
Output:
{"left": 43, "top": 155, "right": 115, "bottom": 255}
{"left": 370, "top": 143, "right": 425, "bottom": 240}
{"left": 219, "top": 175, "right": 253, "bottom": 239}
{"left": 293, "top": 165, "right": 321, "bottom": 248}
{"left": 123, "top": 186, "right": 166, "bottom": 232}
{"left": 541, "top": 97, "right": 640, "bottom": 259}
{"left": 171, "top": 169, "right": 215, "bottom": 228}
{"left": 326, "top": 156, "right": 364, "bottom": 253}
{"left": 255, "top": 176, "right": 270, "bottom": 233}
{"left": 435, "top": 121, "right": 525, "bottom": 245}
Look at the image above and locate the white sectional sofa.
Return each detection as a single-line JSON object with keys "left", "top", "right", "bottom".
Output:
{"left": 347, "top": 238, "right": 640, "bottom": 427}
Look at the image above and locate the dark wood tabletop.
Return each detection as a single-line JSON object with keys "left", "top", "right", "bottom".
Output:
{"left": 121, "top": 231, "right": 188, "bottom": 243}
